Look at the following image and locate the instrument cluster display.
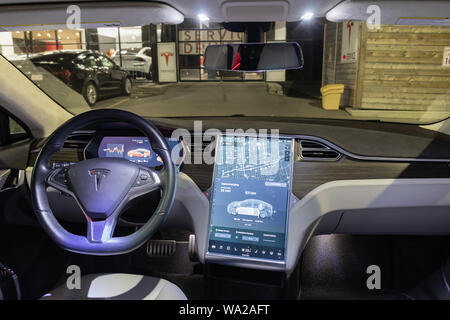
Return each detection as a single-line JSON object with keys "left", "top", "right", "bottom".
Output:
{"left": 98, "top": 136, "right": 181, "bottom": 167}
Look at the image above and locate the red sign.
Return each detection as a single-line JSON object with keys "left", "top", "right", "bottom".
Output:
{"left": 160, "top": 51, "right": 174, "bottom": 66}
{"left": 179, "top": 29, "right": 243, "bottom": 55}
{"left": 179, "top": 29, "right": 243, "bottom": 42}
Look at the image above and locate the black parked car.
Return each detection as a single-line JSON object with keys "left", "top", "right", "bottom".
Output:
{"left": 29, "top": 50, "right": 132, "bottom": 105}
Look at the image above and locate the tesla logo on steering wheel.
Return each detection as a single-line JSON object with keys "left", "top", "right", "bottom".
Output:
{"left": 88, "top": 168, "right": 110, "bottom": 191}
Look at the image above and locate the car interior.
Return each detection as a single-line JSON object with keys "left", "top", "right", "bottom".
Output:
{"left": 0, "top": 0, "right": 449, "bottom": 301}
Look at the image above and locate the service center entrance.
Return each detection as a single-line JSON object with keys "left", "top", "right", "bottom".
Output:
{"left": 178, "top": 20, "right": 264, "bottom": 81}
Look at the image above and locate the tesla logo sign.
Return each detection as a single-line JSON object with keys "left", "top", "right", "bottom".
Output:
{"left": 160, "top": 52, "right": 174, "bottom": 66}
{"left": 341, "top": 20, "right": 360, "bottom": 63}
{"left": 88, "top": 168, "right": 110, "bottom": 191}
{"left": 157, "top": 42, "right": 177, "bottom": 82}
{"left": 346, "top": 21, "right": 354, "bottom": 45}
{"left": 443, "top": 47, "right": 450, "bottom": 67}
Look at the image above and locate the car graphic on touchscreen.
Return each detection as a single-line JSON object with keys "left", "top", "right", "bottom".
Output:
{"left": 227, "top": 199, "right": 273, "bottom": 219}
{"left": 127, "top": 148, "right": 151, "bottom": 158}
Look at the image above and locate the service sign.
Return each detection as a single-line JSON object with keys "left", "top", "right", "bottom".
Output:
{"left": 179, "top": 30, "right": 243, "bottom": 42}
{"left": 157, "top": 42, "right": 177, "bottom": 82}
{"left": 180, "top": 41, "right": 230, "bottom": 55}
{"left": 341, "top": 20, "right": 360, "bottom": 63}
{"left": 179, "top": 29, "right": 243, "bottom": 55}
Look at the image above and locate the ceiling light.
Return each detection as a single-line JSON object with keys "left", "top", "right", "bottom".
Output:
{"left": 37, "top": 33, "right": 41, "bottom": 37}
{"left": 301, "top": 12, "right": 314, "bottom": 20}
{"left": 197, "top": 13, "right": 210, "bottom": 22}
{"left": 58, "top": 29, "right": 62, "bottom": 33}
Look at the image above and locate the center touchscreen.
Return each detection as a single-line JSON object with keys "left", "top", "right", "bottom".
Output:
{"left": 208, "top": 135, "right": 293, "bottom": 262}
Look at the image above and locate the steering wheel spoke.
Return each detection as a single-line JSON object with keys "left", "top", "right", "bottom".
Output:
{"left": 128, "top": 166, "right": 163, "bottom": 199}
{"left": 87, "top": 216, "right": 118, "bottom": 243}
{"left": 46, "top": 167, "right": 73, "bottom": 195}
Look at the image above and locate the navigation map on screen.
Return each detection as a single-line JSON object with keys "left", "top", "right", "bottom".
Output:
{"left": 208, "top": 135, "right": 293, "bottom": 262}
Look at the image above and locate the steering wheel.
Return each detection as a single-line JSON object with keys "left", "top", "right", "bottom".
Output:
{"left": 30, "top": 109, "right": 177, "bottom": 255}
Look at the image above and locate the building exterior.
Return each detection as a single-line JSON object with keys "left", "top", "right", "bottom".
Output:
{"left": 0, "top": 20, "right": 279, "bottom": 83}
{"left": 322, "top": 21, "right": 450, "bottom": 120}
{"left": 0, "top": 19, "right": 326, "bottom": 99}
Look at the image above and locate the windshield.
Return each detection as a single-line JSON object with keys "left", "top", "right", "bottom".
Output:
{"left": 1, "top": 10, "right": 449, "bottom": 124}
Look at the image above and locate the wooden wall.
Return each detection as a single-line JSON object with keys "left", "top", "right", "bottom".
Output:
{"left": 359, "top": 25, "right": 450, "bottom": 111}
{"left": 322, "top": 22, "right": 450, "bottom": 113}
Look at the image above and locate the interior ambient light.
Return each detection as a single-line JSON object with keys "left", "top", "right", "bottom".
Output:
{"left": 301, "top": 12, "right": 314, "bottom": 20}
{"left": 197, "top": 13, "right": 210, "bottom": 22}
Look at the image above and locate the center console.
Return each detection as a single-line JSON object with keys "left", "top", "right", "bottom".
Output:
{"left": 205, "top": 134, "right": 294, "bottom": 270}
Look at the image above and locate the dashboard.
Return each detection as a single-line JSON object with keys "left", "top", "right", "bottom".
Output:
{"left": 25, "top": 117, "right": 450, "bottom": 273}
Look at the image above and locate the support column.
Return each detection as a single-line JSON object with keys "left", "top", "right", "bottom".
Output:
{"left": 266, "top": 21, "right": 286, "bottom": 82}
{"left": 142, "top": 24, "right": 158, "bottom": 82}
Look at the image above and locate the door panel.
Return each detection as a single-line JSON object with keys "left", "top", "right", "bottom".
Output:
{"left": 98, "top": 55, "right": 121, "bottom": 90}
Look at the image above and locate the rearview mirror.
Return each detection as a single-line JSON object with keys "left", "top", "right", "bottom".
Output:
{"left": 204, "top": 42, "right": 303, "bottom": 72}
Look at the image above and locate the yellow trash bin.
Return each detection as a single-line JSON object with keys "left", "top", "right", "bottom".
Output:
{"left": 320, "top": 84, "right": 344, "bottom": 110}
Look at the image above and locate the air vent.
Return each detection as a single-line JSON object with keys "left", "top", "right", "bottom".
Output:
{"left": 298, "top": 139, "right": 341, "bottom": 161}
{"left": 50, "top": 132, "right": 94, "bottom": 165}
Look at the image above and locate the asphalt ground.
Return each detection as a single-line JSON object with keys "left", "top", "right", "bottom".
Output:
{"left": 93, "top": 82, "right": 352, "bottom": 120}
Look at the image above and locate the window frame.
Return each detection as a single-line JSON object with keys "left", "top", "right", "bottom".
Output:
{"left": 0, "top": 106, "right": 31, "bottom": 146}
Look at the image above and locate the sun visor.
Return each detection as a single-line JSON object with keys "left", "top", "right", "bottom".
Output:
{"left": 221, "top": 1, "right": 289, "bottom": 22}
{"left": 0, "top": 2, "right": 184, "bottom": 31}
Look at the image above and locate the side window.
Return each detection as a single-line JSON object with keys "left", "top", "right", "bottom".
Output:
{"left": 99, "top": 56, "right": 115, "bottom": 68}
{"left": 93, "top": 55, "right": 103, "bottom": 67}
{"left": 85, "top": 55, "right": 98, "bottom": 67}
{"left": 9, "top": 118, "right": 26, "bottom": 135}
{"left": 144, "top": 49, "right": 152, "bottom": 57}
{"left": 0, "top": 111, "right": 28, "bottom": 146}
